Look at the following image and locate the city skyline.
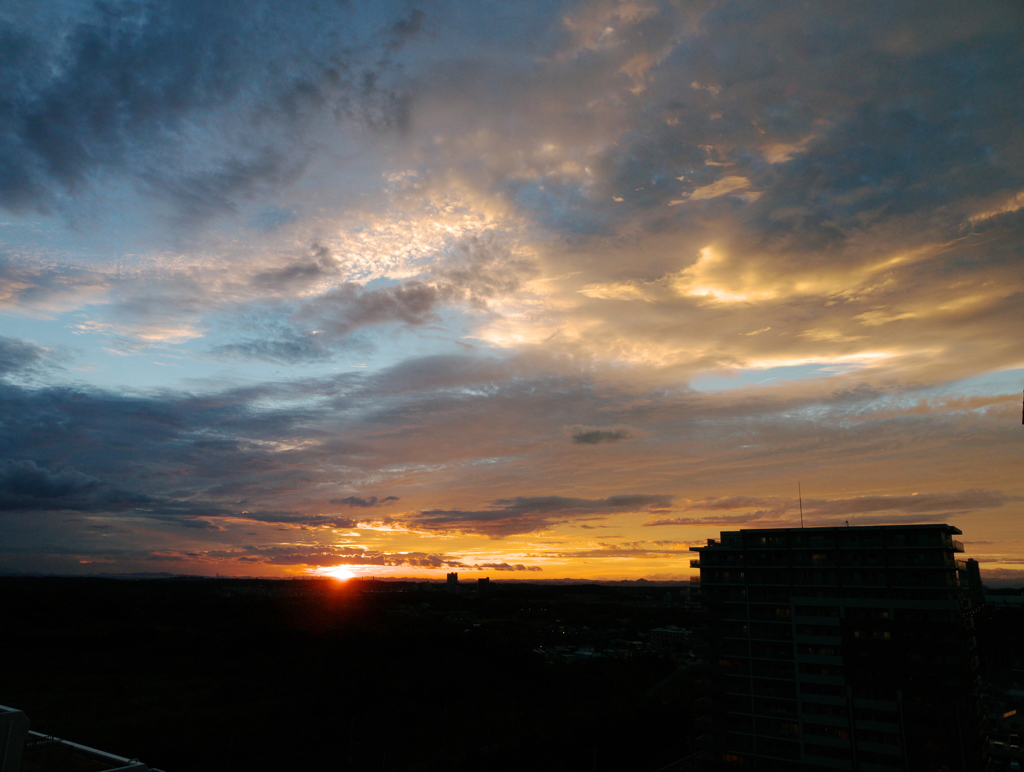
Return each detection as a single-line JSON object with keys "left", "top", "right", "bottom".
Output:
{"left": 1, "top": 1, "right": 1021, "bottom": 581}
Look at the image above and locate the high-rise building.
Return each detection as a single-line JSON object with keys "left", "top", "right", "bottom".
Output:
{"left": 690, "top": 524, "right": 984, "bottom": 771}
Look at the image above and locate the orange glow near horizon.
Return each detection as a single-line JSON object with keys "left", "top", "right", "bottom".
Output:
{"left": 321, "top": 566, "right": 357, "bottom": 581}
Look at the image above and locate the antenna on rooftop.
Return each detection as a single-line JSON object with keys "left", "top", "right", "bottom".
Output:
{"left": 798, "top": 482, "right": 804, "bottom": 529}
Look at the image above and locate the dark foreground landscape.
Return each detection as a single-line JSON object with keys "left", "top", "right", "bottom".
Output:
{"left": 1, "top": 577, "right": 702, "bottom": 772}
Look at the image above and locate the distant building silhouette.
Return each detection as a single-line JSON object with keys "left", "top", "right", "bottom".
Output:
{"left": 964, "top": 558, "right": 985, "bottom": 608}
{"left": 650, "top": 625, "right": 691, "bottom": 655}
{"left": 446, "top": 572, "right": 459, "bottom": 594}
{"left": 691, "top": 524, "right": 984, "bottom": 771}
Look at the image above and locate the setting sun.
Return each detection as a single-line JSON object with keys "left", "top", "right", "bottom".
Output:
{"left": 323, "top": 567, "right": 356, "bottom": 581}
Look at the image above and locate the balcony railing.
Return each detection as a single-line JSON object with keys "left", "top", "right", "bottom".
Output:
{"left": 690, "top": 559, "right": 701, "bottom": 568}
{"left": 952, "top": 540, "right": 964, "bottom": 552}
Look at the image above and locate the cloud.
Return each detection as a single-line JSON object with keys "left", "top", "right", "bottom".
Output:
{"left": 807, "top": 489, "right": 1014, "bottom": 517}
{"left": 408, "top": 494, "right": 674, "bottom": 538}
{"left": 569, "top": 425, "right": 635, "bottom": 445}
{"left": 226, "top": 512, "right": 359, "bottom": 529}
{"left": 644, "top": 512, "right": 789, "bottom": 528}
{"left": 686, "top": 176, "right": 754, "bottom": 202}
{"left": 302, "top": 281, "right": 445, "bottom": 335}
{"left": 150, "top": 543, "right": 545, "bottom": 572}
{"left": 250, "top": 243, "right": 340, "bottom": 292}
{"left": 330, "top": 496, "right": 400, "bottom": 508}
{"left": 3, "top": 0, "right": 1017, "bottom": 396}
{"left": 207, "top": 274, "right": 452, "bottom": 364}
{"left": 0, "top": 0, "right": 420, "bottom": 219}
{"left": 215, "top": 231, "right": 535, "bottom": 364}
{"left": 976, "top": 568, "right": 1024, "bottom": 588}
{"left": 475, "top": 563, "right": 542, "bottom": 571}
{"left": 542, "top": 541, "right": 694, "bottom": 559}
{"left": 410, "top": 0, "right": 1024, "bottom": 393}
{"left": 176, "top": 518, "right": 224, "bottom": 531}
{"left": 0, "top": 0, "right": 1021, "bottom": 581}
{"left": 644, "top": 489, "right": 1015, "bottom": 527}
{"left": 0, "top": 258, "right": 109, "bottom": 315}
{"left": 0, "top": 337, "right": 45, "bottom": 376}
{"left": 0, "top": 458, "right": 151, "bottom": 512}
{"left": 680, "top": 496, "right": 783, "bottom": 512}
{"left": 213, "top": 333, "right": 334, "bottom": 365}
{"left": 198, "top": 544, "right": 468, "bottom": 570}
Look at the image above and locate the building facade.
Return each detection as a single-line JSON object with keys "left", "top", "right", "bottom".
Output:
{"left": 691, "top": 524, "right": 983, "bottom": 771}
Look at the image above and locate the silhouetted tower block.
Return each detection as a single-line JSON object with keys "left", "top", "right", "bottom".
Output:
{"left": 477, "top": 577, "right": 490, "bottom": 593}
{"left": 447, "top": 572, "right": 458, "bottom": 586}
{"left": 691, "top": 524, "right": 984, "bottom": 771}
{"left": 964, "top": 557, "right": 985, "bottom": 608}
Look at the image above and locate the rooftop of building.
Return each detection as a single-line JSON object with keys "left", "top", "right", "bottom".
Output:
{"left": 713, "top": 523, "right": 961, "bottom": 535}
{"left": 691, "top": 523, "right": 964, "bottom": 553}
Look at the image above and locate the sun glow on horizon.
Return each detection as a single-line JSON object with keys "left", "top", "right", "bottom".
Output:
{"left": 322, "top": 566, "right": 357, "bottom": 581}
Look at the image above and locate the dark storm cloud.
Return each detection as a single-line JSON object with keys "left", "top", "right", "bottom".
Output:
{"left": 569, "top": 425, "right": 635, "bottom": 445}
{"left": 409, "top": 494, "right": 674, "bottom": 538}
{"left": 0, "top": 0, "right": 420, "bottom": 217}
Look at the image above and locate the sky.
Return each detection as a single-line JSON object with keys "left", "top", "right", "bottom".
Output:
{"left": 1, "top": 0, "right": 1022, "bottom": 583}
